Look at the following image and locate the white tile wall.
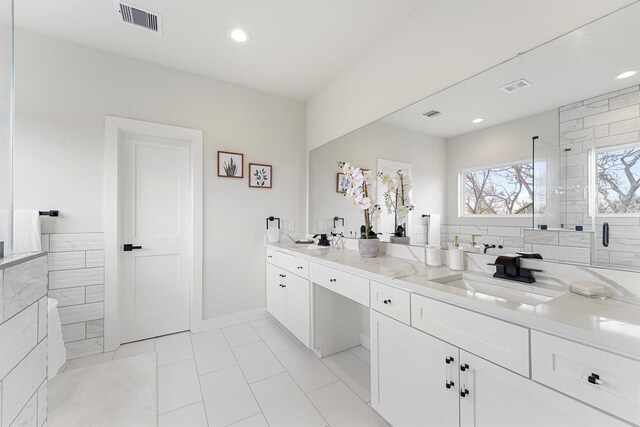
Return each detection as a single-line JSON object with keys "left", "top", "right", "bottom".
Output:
{"left": 44, "top": 233, "right": 106, "bottom": 359}
{"left": 3, "top": 256, "right": 47, "bottom": 321}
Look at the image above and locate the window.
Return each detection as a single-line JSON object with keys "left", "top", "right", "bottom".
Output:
{"left": 462, "top": 161, "right": 536, "bottom": 215}
{"left": 596, "top": 144, "right": 640, "bottom": 214}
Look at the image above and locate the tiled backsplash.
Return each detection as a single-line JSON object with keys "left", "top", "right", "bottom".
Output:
{"left": 43, "top": 232, "right": 105, "bottom": 359}
{"left": 0, "top": 254, "right": 48, "bottom": 427}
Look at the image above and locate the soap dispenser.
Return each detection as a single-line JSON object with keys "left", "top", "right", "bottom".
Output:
{"left": 449, "top": 235, "right": 464, "bottom": 271}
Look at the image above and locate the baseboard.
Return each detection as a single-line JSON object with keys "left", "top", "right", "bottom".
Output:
{"left": 194, "top": 308, "right": 270, "bottom": 333}
{"left": 359, "top": 332, "right": 370, "bottom": 350}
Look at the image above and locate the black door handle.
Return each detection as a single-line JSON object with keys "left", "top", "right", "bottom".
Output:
{"left": 602, "top": 222, "right": 609, "bottom": 248}
{"left": 123, "top": 244, "right": 142, "bottom": 251}
{"left": 446, "top": 381, "right": 455, "bottom": 389}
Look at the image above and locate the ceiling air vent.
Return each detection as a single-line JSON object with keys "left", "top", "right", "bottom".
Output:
{"left": 116, "top": 2, "right": 162, "bottom": 34}
{"left": 422, "top": 110, "right": 442, "bottom": 118}
{"left": 500, "top": 79, "right": 532, "bottom": 94}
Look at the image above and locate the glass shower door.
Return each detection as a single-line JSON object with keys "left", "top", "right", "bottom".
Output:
{"left": 0, "top": 0, "right": 14, "bottom": 256}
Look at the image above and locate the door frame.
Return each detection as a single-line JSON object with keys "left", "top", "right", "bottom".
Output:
{"left": 104, "top": 116, "right": 203, "bottom": 351}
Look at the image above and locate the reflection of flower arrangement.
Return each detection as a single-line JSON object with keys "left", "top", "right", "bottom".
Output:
{"left": 338, "top": 162, "right": 381, "bottom": 239}
{"left": 379, "top": 170, "right": 414, "bottom": 237}
{"left": 252, "top": 167, "right": 269, "bottom": 186}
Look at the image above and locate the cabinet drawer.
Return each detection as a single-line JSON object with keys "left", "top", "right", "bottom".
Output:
{"left": 266, "top": 248, "right": 277, "bottom": 263}
{"left": 275, "top": 251, "right": 309, "bottom": 279}
{"left": 531, "top": 331, "right": 640, "bottom": 425}
{"left": 310, "top": 263, "right": 369, "bottom": 306}
{"left": 411, "top": 294, "right": 529, "bottom": 376}
{"left": 370, "top": 281, "right": 410, "bottom": 325}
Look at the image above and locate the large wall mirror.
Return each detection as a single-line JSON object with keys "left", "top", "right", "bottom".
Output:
{"left": 309, "top": 2, "right": 640, "bottom": 271}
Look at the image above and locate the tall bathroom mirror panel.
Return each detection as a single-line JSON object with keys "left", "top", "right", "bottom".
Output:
{"left": 0, "top": 0, "right": 14, "bottom": 256}
{"left": 309, "top": 2, "right": 640, "bottom": 271}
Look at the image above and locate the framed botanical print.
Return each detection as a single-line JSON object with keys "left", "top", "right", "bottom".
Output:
{"left": 218, "top": 151, "right": 244, "bottom": 178}
{"left": 249, "top": 163, "right": 272, "bottom": 188}
{"left": 337, "top": 172, "right": 349, "bottom": 193}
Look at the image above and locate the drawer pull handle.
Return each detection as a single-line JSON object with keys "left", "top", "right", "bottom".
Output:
{"left": 297, "top": 266, "right": 303, "bottom": 269}
{"left": 460, "top": 388, "right": 469, "bottom": 398}
{"left": 279, "top": 284, "right": 286, "bottom": 288}
{"left": 383, "top": 299, "right": 392, "bottom": 304}
{"left": 329, "top": 278, "right": 337, "bottom": 282}
{"left": 460, "top": 364, "right": 469, "bottom": 372}
{"left": 267, "top": 255, "right": 273, "bottom": 258}
{"left": 446, "top": 381, "right": 455, "bottom": 389}
{"left": 445, "top": 356, "right": 454, "bottom": 364}
{"left": 587, "top": 373, "right": 602, "bottom": 386}
{"left": 279, "top": 274, "right": 287, "bottom": 278}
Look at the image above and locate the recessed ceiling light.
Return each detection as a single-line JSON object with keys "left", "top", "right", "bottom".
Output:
{"left": 616, "top": 70, "right": 637, "bottom": 80}
{"left": 472, "top": 118, "right": 484, "bottom": 124}
{"left": 228, "top": 28, "right": 249, "bottom": 43}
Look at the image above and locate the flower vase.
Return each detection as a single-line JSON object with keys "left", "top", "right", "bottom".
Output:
{"left": 358, "top": 238, "right": 379, "bottom": 258}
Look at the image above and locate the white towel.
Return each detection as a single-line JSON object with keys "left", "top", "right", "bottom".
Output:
{"left": 12, "top": 209, "right": 42, "bottom": 254}
{"left": 48, "top": 298, "right": 67, "bottom": 380}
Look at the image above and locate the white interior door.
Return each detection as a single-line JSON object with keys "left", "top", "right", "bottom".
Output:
{"left": 120, "top": 134, "right": 191, "bottom": 343}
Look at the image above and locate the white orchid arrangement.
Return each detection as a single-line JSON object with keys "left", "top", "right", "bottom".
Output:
{"left": 338, "top": 162, "right": 381, "bottom": 239}
{"left": 379, "top": 169, "right": 414, "bottom": 237}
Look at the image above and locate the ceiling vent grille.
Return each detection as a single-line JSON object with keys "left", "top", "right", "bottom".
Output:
{"left": 500, "top": 79, "right": 532, "bottom": 94}
{"left": 116, "top": 2, "right": 162, "bottom": 33}
{"left": 422, "top": 110, "right": 442, "bottom": 118}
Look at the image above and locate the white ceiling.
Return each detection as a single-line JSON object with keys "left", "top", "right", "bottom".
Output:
{"left": 381, "top": 2, "right": 640, "bottom": 138}
{"left": 14, "top": 0, "right": 426, "bottom": 101}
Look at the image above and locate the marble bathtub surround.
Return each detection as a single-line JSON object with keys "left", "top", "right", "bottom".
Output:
{"left": 0, "top": 253, "right": 48, "bottom": 427}
{"left": 268, "top": 242, "right": 639, "bottom": 360}
{"left": 43, "top": 232, "right": 105, "bottom": 359}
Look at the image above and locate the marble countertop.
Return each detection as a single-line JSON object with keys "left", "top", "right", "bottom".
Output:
{"left": 267, "top": 242, "right": 640, "bottom": 361}
{"left": 0, "top": 251, "right": 46, "bottom": 270}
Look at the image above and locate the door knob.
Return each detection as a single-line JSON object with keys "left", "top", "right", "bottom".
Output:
{"left": 123, "top": 244, "right": 142, "bottom": 251}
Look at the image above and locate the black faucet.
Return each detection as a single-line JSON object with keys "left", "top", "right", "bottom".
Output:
{"left": 487, "top": 254, "right": 542, "bottom": 284}
{"left": 313, "top": 234, "right": 331, "bottom": 246}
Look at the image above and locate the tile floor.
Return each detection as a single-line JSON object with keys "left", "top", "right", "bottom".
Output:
{"left": 56, "top": 316, "right": 389, "bottom": 427}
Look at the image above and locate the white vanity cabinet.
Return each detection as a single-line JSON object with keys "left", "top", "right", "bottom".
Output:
{"left": 265, "top": 252, "right": 310, "bottom": 347}
{"left": 459, "top": 351, "right": 629, "bottom": 427}
{"left": 371, "top": 310, "right": 460, "bottom": 427}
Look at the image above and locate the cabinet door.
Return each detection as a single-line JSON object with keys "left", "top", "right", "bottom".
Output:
{"left": 459, "top": 351, "right": 628, "bottom": 427}
{"left": 285, "top": 273, "right": 310, "bottom": 347}
{"left": 266, "top": 263, "right": 286, "bottom": 324}
{"left": 371, "top": 310, "right": 459, "bottom": 427}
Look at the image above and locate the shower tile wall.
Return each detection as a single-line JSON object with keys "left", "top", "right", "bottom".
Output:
{"left": 559, "top": 85, "right": 640, "bottom": 268}
{"left": 43, "top": 232, "right": 105, "bottom": 359}
{"left": 0, "top": 254, "right": 48, "bottom": 427}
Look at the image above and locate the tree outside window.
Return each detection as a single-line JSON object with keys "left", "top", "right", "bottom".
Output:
{"left": 463, "top": 162, "right": 536, "bottom": 215}
{"left": 597, "top": 145, "right": 640, "bottom": 214}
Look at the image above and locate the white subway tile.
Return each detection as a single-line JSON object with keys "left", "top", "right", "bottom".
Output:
{"left": 65, "top": 337, "right": 104, "bottom": 359}
{"left": 559, "top": 118, "right": 583, "bottom": 133}
{"left": 524, "top": 230, "right": 559, "bottom": 245}
{"left": 49, "top": 233, "right": 104, "bottom": 252}
{"left": 583, "top": 86, "right": 638, "bottom": 105}
{"left": 58, "top": 302, "right": 104, "bottom": 325}
{"left": 459, "top": 225, "right": 487, "bottom": 234}
{"left": 47, "top": 252, "right": 85, "bottom": 271}
{"left": 49, "top": 268, "right": 104, "bottom": 290}
{"left": 62, "top": 323, "right": 86, "bottom": 343}
{"left": 85, "top": 285, "right": 104, "bottom": 303}
{"left": 583, "top": 104, "right": 639, "bottom": 128}
{"left": 559, "top": 99, "right": 608, "bottom": 123}
{"left": 3, "top": 257, "right": 48, "bottom": 321}
{"left": 559, "top": 100, "right": 583, "bottom": 112}
{"left": 558, "top": 232, "right": 592, "bottom": 248}
{"left": 0, "top": 303, "right": 38, "bottom": 380}
{"left": 40, "top": 235, "right": 49, "bottom": 253}
{"left": 560, "top": 128, "right": 593, "bottom": 144}
{"left": 1, "top": 339, "right": 47, "bottom": 427}
{"left": 594, "top": 131, "right": 640, "bottom": 148}
{"left": 609, "top": 88, "right": 640, "bottom": 110}
{"left": 86, "top": 319, "right": 104, "bottom": 339}
{"left": 609, "top": 116, "right": 640, "bottom": 135}
{"left": 37, "top": 380, "right": 47, "bottom": 427}
{"left": 593, "top": 124, "right": 609, "bottom": 138}
{"left": 85, "top": 250, "right": 105, "bottom": 268}
{"left": 48, "top": 288, "right": 85, "bottom": 308}
{"left": 531, "top": 244, "right": 590, "bottom": 264}
{"left": 8, "top": 392, "right": 37, "bottom": 427}
{"left": 38, "top": 296, "right": 47, "bottom": 342}
{"left": 487, "top": 226, "right": 521, "bottom": 237}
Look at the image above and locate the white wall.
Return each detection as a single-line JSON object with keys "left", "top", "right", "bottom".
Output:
{"left": 14, "top": 30, "right": 306, "bottom": 320}
{"left": 445, "top": 109, "right": 557, "bottom": 226}
{"left": 309, "top": 121, "right": 446, "bottom": 238}
{"left": 307, "top": 0, "right": 635, "bottom": 151}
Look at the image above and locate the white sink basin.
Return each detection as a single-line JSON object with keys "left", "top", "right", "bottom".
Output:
{"left": 432, "top": 273, "right": 565, "bottom": 306}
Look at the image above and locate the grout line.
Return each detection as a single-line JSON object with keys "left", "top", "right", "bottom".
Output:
{"left": 189, "top": 330, "right": 211, "bottom": 426}
{"left": 157, "top": 399, "right": 204, "bottom": 420}
{"left": 221, "top": 325, "right": 271, "bottom": 427}
{"left": 319, "top": 349, "right": 371, "bottom": 404}
{"left": 304, "top": 378, "right": 342, "bottom": 395}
